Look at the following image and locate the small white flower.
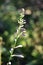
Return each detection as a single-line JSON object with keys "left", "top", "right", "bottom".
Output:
{"left": 8, "top": 62, "right": 11, "bottom": 65}
{"left": 10, "top": 48, "right": 13, "bottom": 53}
{"left": 14, "top": 45, "right": 23, "bottom": 48}
{"left": 16, "top": 45, "right": 23, "bottom": 47}
{"left": 22, "top": 8, "right": 25, "bottom": 12}
{"left": 17, "top": 29, "right": 18, "bottom": 33}
{"left": 15, "top": 39, "right": 17, "bottom": 42}
{"left": 23, "top": 22, "right": 26, "bottom": 24}
{"left": 11, "top": 54, "right": 24, "bottom": 58}
{"left": 11, "top": 48, "right": 13, "bottom": 51}
{"left": 20, "top": 25, "right": 24, "bottom": 28}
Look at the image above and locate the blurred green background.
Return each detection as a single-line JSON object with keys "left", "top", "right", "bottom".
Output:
{"left": 0, "top": 0, "right": 43, "bottom": 65}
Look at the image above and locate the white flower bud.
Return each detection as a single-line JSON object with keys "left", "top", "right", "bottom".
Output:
{"left": 11, "top": 48, "right": 13, "bottom": 51}
{"left": 11, "top": 54, "right": 24, "bottom": 58}
{"left": 14, "top": 45, "right": 23, "bottom": 48}
{"left": 22, "top": 8, "right": 25, "bottom": 12}
{"left": 10, "top": 48, "right": 13, "bottom": 53}
{"left": 8, "top": 62, "right": 11, "bottom": 65}
{"left": 15, "top": 39, "right": 17, "bottom": 42}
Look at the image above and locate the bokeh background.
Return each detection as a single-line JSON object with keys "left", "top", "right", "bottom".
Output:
{"left": 0, "top": 0, "right": 43, "bottom": 65}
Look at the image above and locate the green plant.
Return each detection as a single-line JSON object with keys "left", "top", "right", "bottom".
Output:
{"left": 7, "top": 8, "right": 26, "bottom": 65}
